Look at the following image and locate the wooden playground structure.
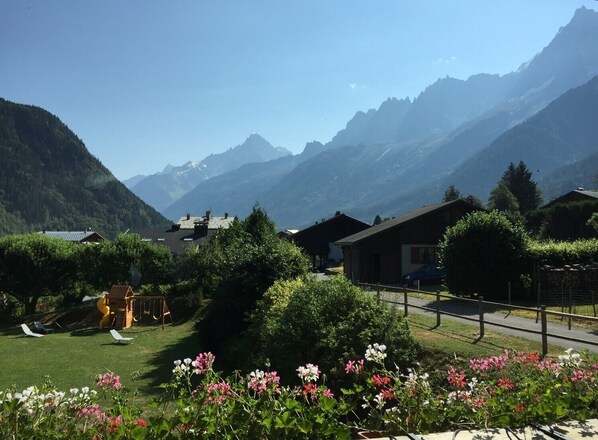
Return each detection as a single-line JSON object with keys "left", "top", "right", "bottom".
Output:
{"left": 97, "top": 285, "right": 173, "bottom": 330}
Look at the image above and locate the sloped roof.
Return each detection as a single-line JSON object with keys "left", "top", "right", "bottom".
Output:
{"left": 176, "top": 214, "right": 235, "bottom": 230}
{"left": 290, "top": 213, "right": 370, "bottom": 255}
{"left": 543, "top": 189, "right": 598, "bottom": 208}
{"left": 109, "top": 285, "right": 134, "bottom": 299}
{"left": 292, "top": 214, "right": 368, "bottom": 239}
{"left": 38, "top": 231, "right": 104, "bottom": 242}
{"left": 335, "top": 199, "right": 473, "bottom": 246}
{"left": 126, "top": 227, "right": 217, "bottom": 254}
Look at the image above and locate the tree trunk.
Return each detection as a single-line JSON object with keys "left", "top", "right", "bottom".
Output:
{"left": 24, "top": 295, "right": 38, "bottom": 316}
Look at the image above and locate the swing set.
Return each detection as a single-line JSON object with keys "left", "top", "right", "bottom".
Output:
{"left": 98, "top": 286, "right": 173, "bottom": 330}
{"left": 132, "top": 295, "right": 173, "bottom": 329}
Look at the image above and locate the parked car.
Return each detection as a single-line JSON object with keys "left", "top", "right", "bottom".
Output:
{"left": 401, "top": 264, "right": 445, "bottom": 286}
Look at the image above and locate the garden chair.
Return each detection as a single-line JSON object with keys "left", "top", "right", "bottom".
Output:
{"left": 109, "top": 329, "right": 133, "bottom": 344}
{"left": 33, "top": 321, "right": 55, "bottom": 334}
{"left": 21, "top": 323, "right": 44, "bottom": 337}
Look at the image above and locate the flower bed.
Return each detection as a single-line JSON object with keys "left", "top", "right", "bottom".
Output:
{"left": 1, "top": 346, "right": 597, "bottom": 439}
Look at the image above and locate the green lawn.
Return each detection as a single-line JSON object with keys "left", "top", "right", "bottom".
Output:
{"left": 0, "top": 319, "right": 200, "bottom": 400}
{"left": 0, "top": 297, "right": 573, "bottom": 400}
{"left": 405, "top": 313, "right": 567, "bottom": 360}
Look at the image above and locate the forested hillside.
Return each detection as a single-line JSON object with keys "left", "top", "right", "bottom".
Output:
{"left": 0, "top": 98, "right": 169, "bottom": 237}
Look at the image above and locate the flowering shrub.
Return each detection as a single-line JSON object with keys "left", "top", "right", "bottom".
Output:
{"left": 1, "top": 348, "right": 598, "bottom": 439}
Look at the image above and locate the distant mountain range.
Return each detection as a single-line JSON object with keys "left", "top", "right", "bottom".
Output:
{"left": 159, "top": 7, "right": 598, "bottom": 228}
{"left": 3, "top": 7, "right": 598, "bottom": 235}
{"left": 0, "top": 98, "right": 169, "bottom": 237}
{"left": 124, "top": 134, "right": 291, "bottom": 212}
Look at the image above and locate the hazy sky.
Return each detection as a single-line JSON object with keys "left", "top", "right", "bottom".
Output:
{"left": 1, "top": 1, "right": 597, "bottom": 180}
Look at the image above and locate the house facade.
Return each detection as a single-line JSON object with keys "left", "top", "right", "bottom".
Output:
{"left": 336, "top": 200, "right": 480, "bottom": 284}
{"left": 288, "top": 213, "right": 369, "bottom": 269}
{"left": 127, "top": 211, "right": 235, "bottom": 254}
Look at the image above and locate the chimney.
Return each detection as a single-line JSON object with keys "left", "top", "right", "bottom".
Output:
{"left": 224, "top": 212, "right": 229, "bottom": 219}
{"left": 206, "top": 210, "right": 211, "bottom": 221}
{"left": 194, "top": 221, "right": 208, "bottom": 237}
{"left": 186, "top": 213, "right": 191, "bottom": 220}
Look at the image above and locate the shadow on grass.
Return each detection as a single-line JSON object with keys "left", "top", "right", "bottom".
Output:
{"left": 419, "top": 297, "right": 479, "bottom": 317}
{"left": 137, "top": 325, "right": 201, "bottom": 394}
{"left": 70, "top": 327, "right": 104, "bottom": 337}
{"left": 408, "top": 318, "right": 515, "bottom": 353}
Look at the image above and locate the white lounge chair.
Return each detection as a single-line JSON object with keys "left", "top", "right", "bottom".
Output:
{"left": 110, "top": 329, "right": 133, "bottom": 344}
{"left": 21, "top": 323, "right": 44, "bottom": 338}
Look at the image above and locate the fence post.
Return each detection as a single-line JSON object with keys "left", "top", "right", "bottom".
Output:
{"left": 541, "top": 305, "right": 548, "bottom": 358}
{"left": 416, "top": 279, "right": 420, "bottom": 291}
{"left": 376, "top": 283, "right": 381, "bottom": 305}
{"left": 536, "top": 282, "right": 541, "bottom": 323}
{"left": 592, "top": 290, "right": 597, "bottom": 317}
{"left": 478, "top": 295, "right": 485, "bottom": 339}
{"left": 507, "top": 282, "right": 511, "bottom": 305}
{"left": 568, "top": 287, "right": 572, "bottom": 330}
{"left": 435, "top": 290, "right": 441, "bottom": 327}
{"left": 403, "top": 285, "right": 408, "bottom": 317}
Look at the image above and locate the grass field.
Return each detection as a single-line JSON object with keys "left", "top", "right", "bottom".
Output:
{"left": 405, "top": 313, "right": 567, "bottom": 359}
{"left": 1, "top": 297, "right": 573, "bottom": 402}
{"left": 0, "top": 318, "right": 200, "bottom": 400}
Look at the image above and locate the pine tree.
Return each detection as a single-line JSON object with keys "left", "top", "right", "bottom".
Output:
{"left": 501, "top": 161, "right": 542, "bottom": 215}
{"left": 443, "top": 185, "right": 461, "bottom": 202}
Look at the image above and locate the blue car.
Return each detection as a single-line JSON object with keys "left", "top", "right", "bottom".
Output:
{"left": 401, "top": 264, "right": 445, "bottom": 286}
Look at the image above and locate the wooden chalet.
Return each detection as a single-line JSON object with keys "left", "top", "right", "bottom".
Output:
{"left": 336, "top": 200, "right": 480, "bottom": 284}
{"left": 542, "top": 189, "right": 598, "bottom": 209}
{"left": 288, "top": 213, "right": 369, "bottom": 269}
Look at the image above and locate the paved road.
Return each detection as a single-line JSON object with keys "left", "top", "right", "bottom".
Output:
{"left": 374, "top": 290, "right": 598, "bottom": 354}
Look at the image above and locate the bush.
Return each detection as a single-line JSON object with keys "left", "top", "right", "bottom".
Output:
{"left": 528, "top": 239, "right": 598, "bottom": 267}
{"left": 439, "top": 211, "right": 529, "bottom": 300}
{"left": 248, "top": 276, "right": 421, "bottom": 381}
{"left": 527, "top": 200, "right": 598, "bottom": 240}
{"left": 198, "top": 208, "right": 310, "bottom": 357}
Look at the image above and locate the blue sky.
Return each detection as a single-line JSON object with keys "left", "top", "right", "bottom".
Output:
{"left": 1, "top": 1, "right": 597, "bottom": 180}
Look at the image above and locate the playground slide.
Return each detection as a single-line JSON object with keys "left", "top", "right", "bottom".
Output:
{"left": 97, "top": 293, "right": 111, "bottom": 329}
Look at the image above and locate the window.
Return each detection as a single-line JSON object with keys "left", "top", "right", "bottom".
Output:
{"left": 410, "top": 246, "right": 437, "bottom": 264}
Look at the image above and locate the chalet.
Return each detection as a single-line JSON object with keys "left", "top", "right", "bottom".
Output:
{"left": 288, "top": 213, "right": 369, "bottom": 269}
{"left": 127, "top": 211, "right": 235, "bottom": 254}
{"left": 38, "top": 230, "right": 105, "bottom": 243}
{"left": 336, "top": 200, "right": 480, "bottom": 284}
{"left": 542, "top": 189, "right": 598, "bottom": 209}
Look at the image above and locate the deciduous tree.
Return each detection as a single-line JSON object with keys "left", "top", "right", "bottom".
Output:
{"left": 488, "top": 182, "right": 519, "bottom": 213}
{"left": 439, "top": 211, "right": 529, "bottom": 300}
{"left": 0, "top": 234, "right": 78, "bottom": 315}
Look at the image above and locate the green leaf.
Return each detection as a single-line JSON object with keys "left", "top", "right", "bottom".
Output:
{"left": 298, "top": 420, "right": 313, "bottom": 433}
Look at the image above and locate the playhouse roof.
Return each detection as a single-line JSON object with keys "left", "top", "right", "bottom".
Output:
{"left": 109, "top": 285, "right": 135, "bottom": 299}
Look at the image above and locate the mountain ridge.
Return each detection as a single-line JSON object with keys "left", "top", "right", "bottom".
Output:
{"left": 0, "top": 98, "right": 169, "bottom": 237}
{"left": 160, "top": 7, "right": 598, "bottom": 228}
{"left": 127, "top": 133, "right": 291, "bottom": 212}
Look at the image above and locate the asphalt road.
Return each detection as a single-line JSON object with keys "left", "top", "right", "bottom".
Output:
{"left": 373, "top": 289, "right": 598, "bottom": 354}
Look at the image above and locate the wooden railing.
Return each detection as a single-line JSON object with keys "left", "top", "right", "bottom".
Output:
{"left": 357, "top": 282, "right": 598, "bottom": 356}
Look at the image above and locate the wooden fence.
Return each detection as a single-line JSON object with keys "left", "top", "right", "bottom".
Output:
{"left": 358, "top": 282, "right": 598, "bottom": 356}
